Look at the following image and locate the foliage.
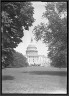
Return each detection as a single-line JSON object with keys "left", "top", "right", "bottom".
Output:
{"left": 2, "top": 49, "right": 15, "bottom": 68}
{"left": 1, "top": 2, "right": 34, "bottom": 68}
{"left": 33, "top": 2, "right": 67, "bottom": 67}
{"left": 50, "top": 49, "right": 67, "bottom": 68}
{"left": 7, "top": 51, "right": 29, "bottom": 68}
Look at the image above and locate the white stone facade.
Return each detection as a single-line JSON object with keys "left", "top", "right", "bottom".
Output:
{"left": 26, "top": 39, "right": 50, "bottom": 66}
{"left": 26, "top": 43, "right": 39, "bottom": 66}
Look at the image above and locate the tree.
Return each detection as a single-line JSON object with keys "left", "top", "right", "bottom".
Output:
{"left": 33, "top": 2, "right": 67, "bottom": 67}
{"left": 1, "top": 2, "right": 34, "bottom": 67}
{"left": 7, "top": 51, "right": 29, "bottom": 68}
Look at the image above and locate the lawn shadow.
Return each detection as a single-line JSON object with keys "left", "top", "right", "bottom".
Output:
{"left": 2, "top": 75, "right": 15, "bottom": 81}
{"left": 22, "top": 71, "right": 67, "bottom": 76}
{"left": 29, "top": 71, "right": 67, "bottom": 76}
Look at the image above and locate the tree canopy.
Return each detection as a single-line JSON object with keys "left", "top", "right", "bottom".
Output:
{"left": 1, "top": 2, "right": 34, "bottom": 67}
{"left": 33, "top": 2, "right": 67, "bottom": 67}
{"left": 7, "top": 51, "right": 29, "bottom": 68}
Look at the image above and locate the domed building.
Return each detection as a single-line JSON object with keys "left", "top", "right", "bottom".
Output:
{"left": 26, "top": 38, "right": 39, "bottom": 66}
{"left": 26, "top": 38, "right": 51, "bottom": 66}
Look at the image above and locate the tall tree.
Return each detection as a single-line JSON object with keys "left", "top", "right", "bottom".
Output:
{"left": 8, "top": 51, "right": 28, "bottom": 68}
{"left": 1, "top": 2, "right": 34, "bottom": 67}
{"left": 33, "top": 2, "right": 67, "bottom": 67}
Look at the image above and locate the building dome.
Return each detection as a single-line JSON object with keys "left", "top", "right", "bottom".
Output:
{"left": 27, "top": 44, "right": 38, "bottom": 52}
{"left": 26, "top": 38, "right": 49, "bottom": 66}
{"left": 26, "top": 38, "right": 38, "bottom": 56}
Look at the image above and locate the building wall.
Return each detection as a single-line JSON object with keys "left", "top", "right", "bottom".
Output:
{"left": 26, "top": 45, "right": 50, "bottom": 66}
{"left": 26, "top": 55, "right": 50, "bottom": 66}
{"left": 27, "top": 56, "right": 39, "bottom": 66}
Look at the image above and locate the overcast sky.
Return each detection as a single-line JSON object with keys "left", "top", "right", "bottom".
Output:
{"left": 15, "top": 2, "right": 49, "bottom": 57}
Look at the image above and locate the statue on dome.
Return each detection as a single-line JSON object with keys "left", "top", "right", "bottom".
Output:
{"left": 31, "top": 38, "right": 33, "bottom": 43}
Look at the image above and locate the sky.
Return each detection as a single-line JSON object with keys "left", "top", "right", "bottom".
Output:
{"left": 15, "top": 2, "right": 49, "bottom": 57}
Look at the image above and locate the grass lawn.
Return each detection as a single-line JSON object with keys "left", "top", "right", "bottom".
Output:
{"left": 2, "top": 66, "right": 67, "bottom": 94}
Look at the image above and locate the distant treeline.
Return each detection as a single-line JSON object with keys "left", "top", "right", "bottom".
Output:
{"left": 2, "top": 50, "right": 29, "bottom": 68}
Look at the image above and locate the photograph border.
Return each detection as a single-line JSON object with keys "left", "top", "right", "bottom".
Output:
{"left": 1, "top": 0, "right": 68, "bottom": 96}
